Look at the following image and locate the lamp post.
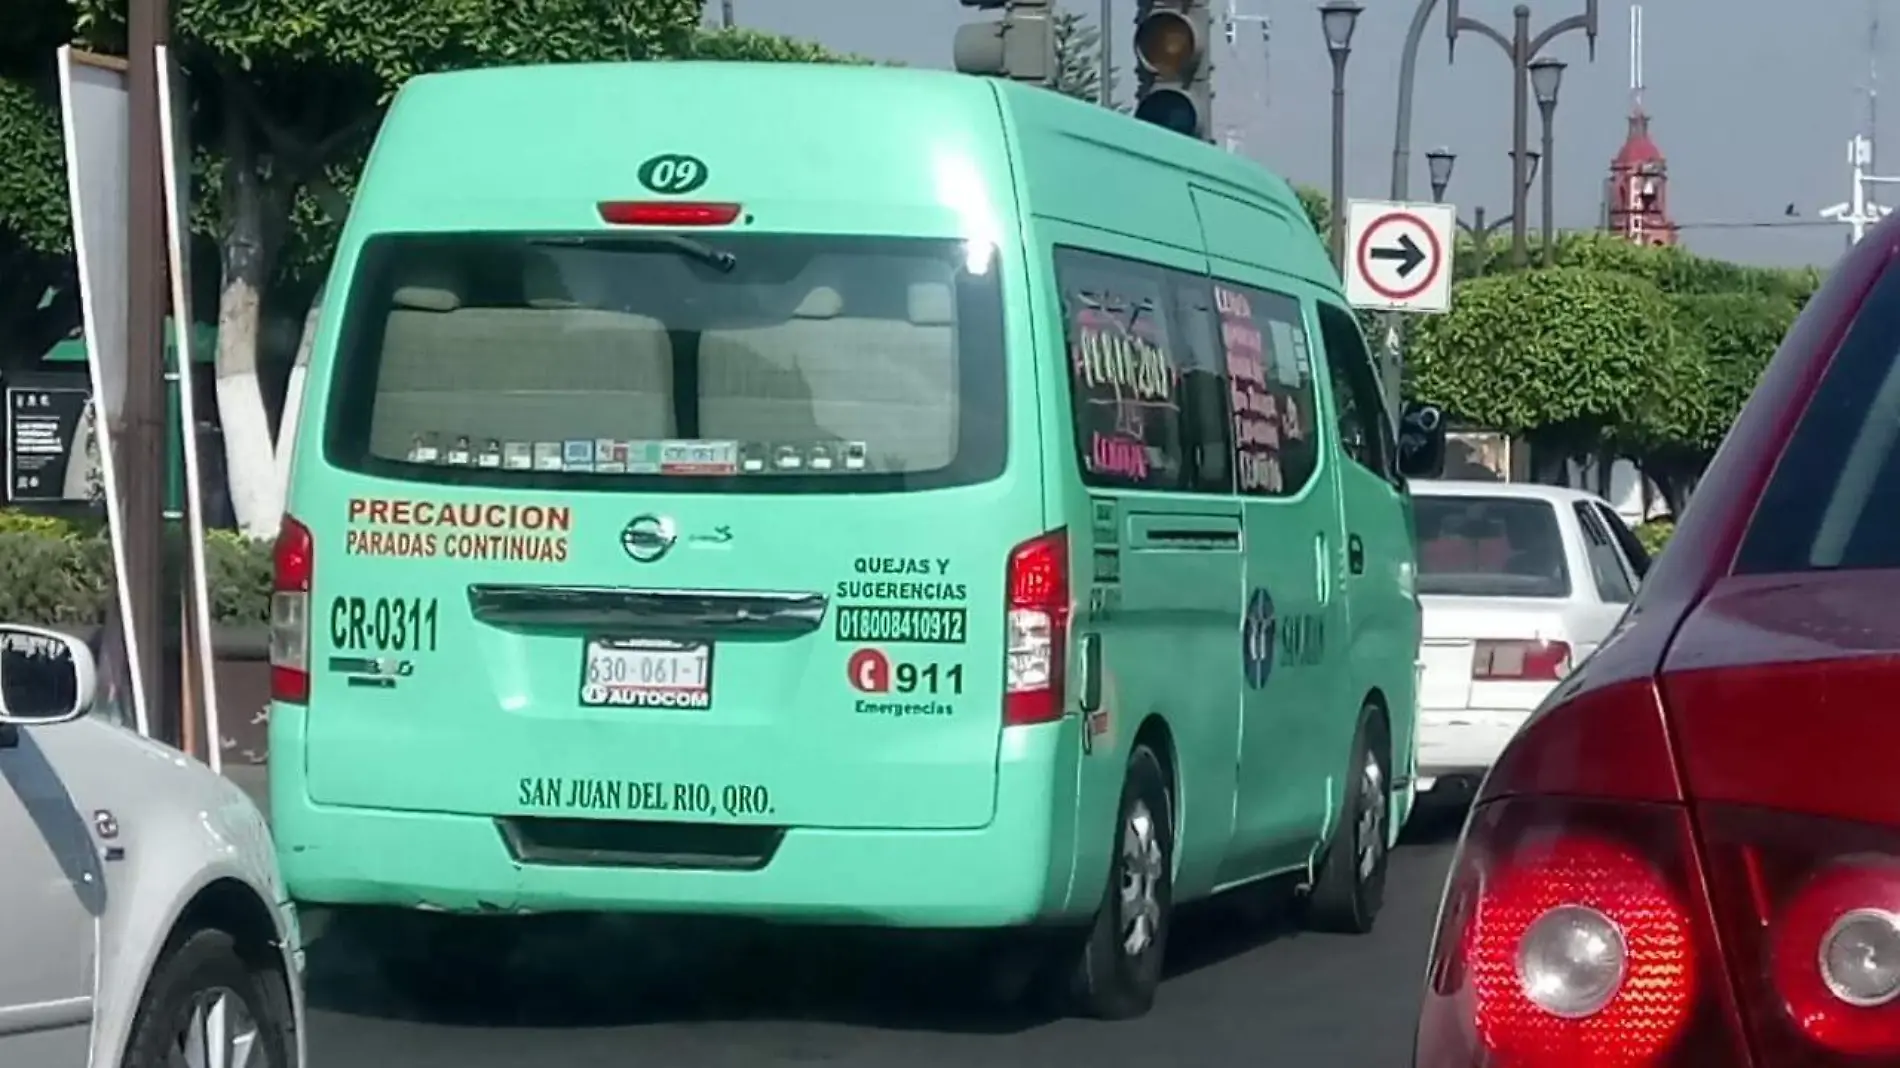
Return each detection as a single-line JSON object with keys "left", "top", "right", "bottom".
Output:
{"left": 1447, "top": 0, "right": 1597, "bottom": 269}
{"left": 1320, "top": 0, "right": 1363, "bottom": 265}
{"left": 1529, "top": 55, "right": 1565, "bottom": 265}
{"left": 1420, "top": 146, "right": 1539, "bottom": 276}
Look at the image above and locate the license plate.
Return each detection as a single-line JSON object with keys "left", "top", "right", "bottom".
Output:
{"left": 579, "top": 638, "right": 713, "bottom": 709}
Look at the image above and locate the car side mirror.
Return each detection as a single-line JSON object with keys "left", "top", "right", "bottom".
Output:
{"left": 1396, "top": 402, "right": 1447, "bottom": 479}
{"left": 0, "top": 624, "right": 97, "bottom": 727}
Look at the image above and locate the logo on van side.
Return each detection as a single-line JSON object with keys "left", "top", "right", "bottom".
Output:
{"left": 621, "top": 515, "right": 678, "bottom": 563}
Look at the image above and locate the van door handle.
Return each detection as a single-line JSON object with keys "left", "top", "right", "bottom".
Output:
{"left": 1348, "top": 534, "right": 1366, "bottom": 575}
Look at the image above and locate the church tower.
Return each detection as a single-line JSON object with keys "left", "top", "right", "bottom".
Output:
{"left": 1604, "top": 3, "right": 1679, "bottom": 246}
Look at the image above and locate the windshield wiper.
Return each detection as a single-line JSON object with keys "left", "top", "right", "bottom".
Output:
{"left": 532, "top": 234, "right": 737, "bottom": 273}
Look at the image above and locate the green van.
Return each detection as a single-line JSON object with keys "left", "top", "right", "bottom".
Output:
{"left": 268, "top": 60, "right": 1439, "bottom": 1018}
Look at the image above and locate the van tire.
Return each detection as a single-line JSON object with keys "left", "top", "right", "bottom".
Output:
{"left": 1054, "top": 743, "right": 1174, "bottom": 1020}
{"left": 1306, "top": 708, "right": 1390, "bottom": 934}
{"left": 121, "top": 927, "right": 297, "bottom": 1068}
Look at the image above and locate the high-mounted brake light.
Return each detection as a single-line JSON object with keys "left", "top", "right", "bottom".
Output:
{"left": 597, "top": 201, "right": 742, "bottom": 227}
{"left": 1003, "top": 530, "right": 1069, "bottom": 727}
{"left": 270, "top": 514, "right": 313, "bottom": 704}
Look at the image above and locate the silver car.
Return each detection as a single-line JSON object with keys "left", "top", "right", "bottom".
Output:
{"left": 1408, "top": 481, "right": 1653, "bottom": 804}
{"left": 0, "top": 623, "right": 306, "bottom": 1067}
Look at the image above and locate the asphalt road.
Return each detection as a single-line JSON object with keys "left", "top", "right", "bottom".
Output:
{"left": 295, "top": 809, "right": 1462, "bottom": 1068}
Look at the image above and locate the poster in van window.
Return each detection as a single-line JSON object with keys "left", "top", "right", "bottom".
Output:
{"left": 1067, "top": 286, "right": 1183, "bottom": 487}
{"left": 1215, "top": 285, "right": 1284, "bottom": 494}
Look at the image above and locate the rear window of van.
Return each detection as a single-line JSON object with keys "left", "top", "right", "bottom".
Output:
{"left": 322, "top": 233, "right": 1006, "bottom": 493}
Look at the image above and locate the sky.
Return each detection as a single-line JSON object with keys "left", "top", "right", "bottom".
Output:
{"left": 720, "top": 0, "right": 1889, "bottom": 268}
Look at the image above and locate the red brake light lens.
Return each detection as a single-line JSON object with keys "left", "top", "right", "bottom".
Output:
{"left": 597, "top": 201, "right": 742, "bottom": 227}
{"left": 270, "top": 514, "right": 313, "bottom": 704}
{"left": 1474, "top": 638, "right": 1573, "bottom": 681}
{"left": 1003, "top": 530, "right": 1070, "bottom": 727}
{"left": 1416, "top": 797, "right": 1745, "bottom": 1068}
{"left": 1700, "top": 804, "right": 1900, "bottom": 1063}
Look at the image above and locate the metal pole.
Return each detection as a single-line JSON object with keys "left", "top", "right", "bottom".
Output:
{"left": 1100, "top": 0, "right": 1113, "bottom": 107}
{"left": 1330, "top": 52, "right": 1348, "bottom": 265}
{"left": 1472, "top": 205, "right": 1487, "bottom": 274}
{"left": 126, "top": 0, "right": 172, "bottom": 745}
{"left": 1509, "top": 6, "right": 1530, "bottom": 269}
{"left": 1539, "top": 103, "right": 1556, "bottom": 265}
{"left": 1391, "top": 0, "right": 1442, "bottom": 200}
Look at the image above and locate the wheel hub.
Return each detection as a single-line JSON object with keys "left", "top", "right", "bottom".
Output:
{"left": 1120, "top": 799, "right": 1166, "bottom": 956}
{"left": 165, "top": 986, "right": 264, "bottom": 1068}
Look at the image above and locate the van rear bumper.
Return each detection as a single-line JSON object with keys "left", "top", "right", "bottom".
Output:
{"left": 270, "top": 707, "right": 1084, "bottom": 929}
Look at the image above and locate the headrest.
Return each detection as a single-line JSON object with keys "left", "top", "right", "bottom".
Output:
{"left": 907, "top": 282, "right": 954, "bottom": 326}
{"left": 522, "top": 252, "right": 578, "bottom": 310}
{"left": 793, "top": 287, "right": 843, "bottom": 319}
{"left": 391, "top": 287, "right": 460, "bottom": 312}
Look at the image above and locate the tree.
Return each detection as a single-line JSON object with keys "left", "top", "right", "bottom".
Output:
{"left": 0, "top": 0, "right": 83, "bottom": 373}
{"left": 1295, "top": 186, "right": 1328, "bottom": 239}
{"left": 1408, "top": 267, "right": 1686, "bottom": 482}
{"left": 1612, "top": 290, "right": 1797, "bottom": 511}
{"left": 1052, "top": 7, "right": 1118, "bottom": 106}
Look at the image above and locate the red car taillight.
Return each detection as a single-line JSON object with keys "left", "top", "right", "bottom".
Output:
{"left": 1473, "top": 639, "right": 1572, "bottom": 682}
{"left": 270, "top": 514, "right": 313, "bottom": 704}
{"left": 1417, "top": 796, "right": 1744, "bottom": 1068}
{"left": 1003, "top": 529, "right": 1069, "bottom": 726}
{"left": 1701, "top": 804, "right": 1900, "bottom": 1063}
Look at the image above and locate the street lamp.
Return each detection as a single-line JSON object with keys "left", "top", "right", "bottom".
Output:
{"left": 1529, "top": 55, "right": 1566, "bottom": 265}
{"left": 1429, "top": 147, "right": 1541, "bottom": 276}
{"left": 1447, "top": 0, "right": 1599, "bottom": 268}
{"left": 1426, "top": 146, "right": 1456, "bottom": 203}
{"left": 1320, "top": 0, "right": 1362, "bottom": 265}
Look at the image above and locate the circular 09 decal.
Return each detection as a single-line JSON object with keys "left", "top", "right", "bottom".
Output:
{"left": 637, "top": 153, "right": 710, "bottom": 195}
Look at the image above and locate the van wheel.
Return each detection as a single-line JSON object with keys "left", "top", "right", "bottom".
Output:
{"left": 1054, "top": 743, "right": 1174, "bottom": 1020}
{"left": 121, "top": 927, "right": 297, "bottom": 1068}
{"left": 1307, "top": 709, "right": 1390, "bottom": 934}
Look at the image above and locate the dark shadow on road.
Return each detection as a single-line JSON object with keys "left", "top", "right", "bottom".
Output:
{"left": 305, "top": 828, "right": 1460, "bottom": 1036}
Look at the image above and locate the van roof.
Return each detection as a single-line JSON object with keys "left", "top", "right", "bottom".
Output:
{"left": 361, "top": 62, "right": 1336, "bottom": 290}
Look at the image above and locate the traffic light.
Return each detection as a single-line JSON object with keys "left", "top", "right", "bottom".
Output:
{"left": 1133, "top": 0, "right": 1213, "bottom": 140}
{"left": 953, "top": 0, "right": 1056, "bottom": 85}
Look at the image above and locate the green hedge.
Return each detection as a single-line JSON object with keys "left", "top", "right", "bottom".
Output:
{"left": 0, "top": 510, "right": 272, "bottom": 627}
{"left": 1635, "top": 518, "right": 1675, "bottom": 559}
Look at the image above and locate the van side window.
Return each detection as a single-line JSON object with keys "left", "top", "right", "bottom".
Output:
{"left": 1317, "top": 303, "right": 1394, "bottom": 482}
{"left": 1054, "top": 248, "right": 1199, "bottom": 491}
{"left": 1210, "top": 281, "right": 1320, "bottom": 497}
{"left": 1168, "top": 279, "right": 1236, "bottom": 493}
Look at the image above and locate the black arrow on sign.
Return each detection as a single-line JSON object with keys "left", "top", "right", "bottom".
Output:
{"left": 1369, "top": 233, "right": 1427, "bottom": 278}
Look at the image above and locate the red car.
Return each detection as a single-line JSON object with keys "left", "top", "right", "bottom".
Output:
{"left": 1414, "top": 215, "right": 1900, "bottom": 1067}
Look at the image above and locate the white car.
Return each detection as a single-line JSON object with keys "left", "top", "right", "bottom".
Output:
{"left": 1409, "top": 481, "right": 1652, "bottom": 803}
{"left": 0, "top": 623, "right": 306, "bottom": 1068}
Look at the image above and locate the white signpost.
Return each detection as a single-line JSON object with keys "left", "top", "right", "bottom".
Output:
{"left": 1343, "top": 199, "right": 1457, "bottom": 315}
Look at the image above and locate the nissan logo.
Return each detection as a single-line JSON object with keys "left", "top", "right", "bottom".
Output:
{"left": 621, "top": 514, "right": 677, "bottom": 563}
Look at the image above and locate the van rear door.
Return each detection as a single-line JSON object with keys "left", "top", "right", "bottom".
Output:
{"left": 293, "top": 229, "right": 1035, "bottom": 831}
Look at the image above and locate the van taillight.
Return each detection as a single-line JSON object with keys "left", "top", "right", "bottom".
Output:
{"left": 1473, "top": 638, "right": 1572, "bottom": 681}
{"left": 1416, "top": 796, "right": 1744, "bottom": 1068}
{"left": 1700, "top": 804, "right": 1900, "bottom": 1063}
{"left": 1003, "top": 529, "right": 1069, "bottom": 727}
{"left": 270, "top": 514, "right": 313, "bottom": 704}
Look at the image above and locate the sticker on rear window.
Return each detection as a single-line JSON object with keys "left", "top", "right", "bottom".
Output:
{"left": 636, "top": 152, "right": 709, "bottom": 195}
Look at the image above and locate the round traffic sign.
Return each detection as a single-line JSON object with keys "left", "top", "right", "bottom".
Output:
{"left": 1354, "top": 210, "right": 1444, "bottom": 302}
